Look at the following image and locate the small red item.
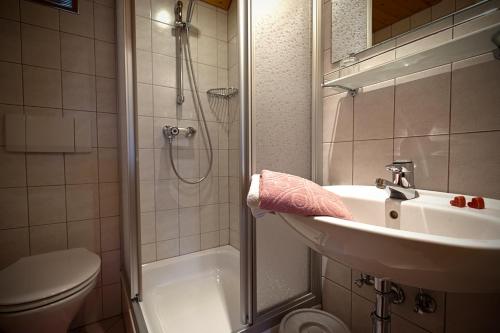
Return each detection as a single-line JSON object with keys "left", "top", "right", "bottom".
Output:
{"left": 450, "top": 196, "right": 466, "bottom": 208}
{"left": 467, "top": 197, "right": 485, "bottom": 209}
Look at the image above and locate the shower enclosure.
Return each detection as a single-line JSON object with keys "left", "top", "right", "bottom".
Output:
{"left": 117, "top": 0, "right": 323, "bottom": 331}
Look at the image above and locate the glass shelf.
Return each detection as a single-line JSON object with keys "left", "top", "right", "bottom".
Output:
{"left": 322, "top": 22, "right": 500, "bottom": 95}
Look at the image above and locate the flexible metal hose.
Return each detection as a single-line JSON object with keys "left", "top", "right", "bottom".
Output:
{"left": 168, "top": 28, "right": 214, "bottom": 185}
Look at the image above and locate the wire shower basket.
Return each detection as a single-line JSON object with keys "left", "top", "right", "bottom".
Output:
{"left": 206, "top": 88, "right": 239, "bottom": 126}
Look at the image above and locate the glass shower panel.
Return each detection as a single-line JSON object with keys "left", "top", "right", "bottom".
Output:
{"left": 252, "top": 0, "right": 313, "bottom": 312}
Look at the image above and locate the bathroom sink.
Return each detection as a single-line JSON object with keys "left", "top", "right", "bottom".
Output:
{"left": 277, "top": 185, "right": 500, "bottom": 293}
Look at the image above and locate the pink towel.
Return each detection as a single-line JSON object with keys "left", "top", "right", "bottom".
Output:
{"left": 258, "top": 170, "right": 352, "bottom": 220}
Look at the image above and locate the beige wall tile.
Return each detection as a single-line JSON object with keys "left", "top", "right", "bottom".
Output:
{"left": 94, "top": 3, "right": 116, "bottom": 43}
{"left": 101, "top": 250, "right": 120, "bottom": 285}
{"left": 136, "top": 16, "right": 152, "bottom": 51}
{"left": 98, "top": 148, "right": 119, "bottom": 182}
{"left": 155, "top": 179, "right": 179, "bottom": 210}
{"left": 446, "top": 293, "right": 500, "bottom": 333}
{"left": 21, "top": 24, "right": 60, "bottom": 69}
{"left": 353, "top": 139, "right": 393, "bottom": 186}
{"left": 68, "top": 219, "right": 100, "bottom": 253}
{"left": 1, "top": 0, "right": 19, "bottom": 20}
{"left": 0, "top": 105, "right": 23, "bottom": 147}
{"left": 137, "top": 116, "right": 154, "bottom": 148}
{"left": 65, "top": 149, "right": 99, "bottom": 184}
{"left": 20, "top": 0, "right": 58, "bottom": 29}
{"left": 216, "top": 10, "right": 228, "bottom": 41}
{"left": 61, "top": 33, "right": 95, "bottom": 75}
{"left": 200, "top": 176, "right": 218, "bottom": 205}
{"left": 139, "top": 149, "right": 154, "bottom": 181}
{"left": 152, "top": 21, "right": 176, "bottom": 57}
{"left": 0, "top": 19, "right": 21, "bottom": 63}
{"left": 152, "top": 53, "right": 175, "bottom": 87}
{"left": 0, "top": 187, "right": 28, "bottom": 228}
{"left": 136, "top": 49, "right": 152, "bottom": 84}
{"left": 66, "top": 183, "right": 100, "bottom": 221}
{"left": 201, "top": 231, "right": 219, "bottom": 250}
{"left": 156, "top": 209, "right": 178, "bottom": 241}
{"left": 99, "top": 182, "right": 119, "bottom": 217}
{"left": 97, "top": 113, "right": 118, "bottom": 147}
{"left": 323, "top": 93, "right": 353, "bottom": 143}
{"left": 30, "top": 222, "right": 67, "bottom": 255}
{"left": 28, "top": 185, "right": 66, "bottom": 225}
{"left": 141, "top": 243, "right": 156, "bottom": 263}
{"left": 137, "top": 83, "right": 153, "bottom": 116}
{"left": 395, "top": 65, "right": 451, "bottom": 137}
{"left": 394, "top": 136, "right": 449, "bottom": 192}
{"left": 200, "top": 204, "right": 218, "bottom": 233}
{"left": 322, "top": 278, "right": 351, "bottom": 328}
{"left": 100, "top": 216, "right": 120, "bottom": 251}
{"left": 0, "top": 227, "right": 29, "bottom": 269}
{"left": 64, "top": 110, "right": 98, "bottom": 147}
{"left": 96, "top": 77, "right": 117, "bottom": 113}
{"left": 179, "top": 181, "right": 199, "bottom": 208}
{"left": 0, "top": 148, "right": 26, "bottom": 187}
{"left": 449, "top": 131, "right": 500, "bottom": 199}
{"left": 102, "top": 283, "right": 121, "bottom": 318}
{"left": 322, "top": 142, "right": 353, "bottom": 185}
{"left": 351, "top": 293, "right": 373, "bottom": 333}
{"left": 354, "top": 80, "right": 394, "bottom": 140}
{"left": 179, "top": 207, "right": 200, "bottom": 237}
{"left": 26, "top": 153, "right": 65, "bottom": 186}
{"left": 219, "top": 229, "right": 229, "bottom": 245}
{"left": 179, "top": 234, "right": 200, "bottom": 255}
{"left": 451, "top": 53, "right": 500, "bottom": 133}
{"left": 323, "top": 257, "right": 352, "bottom": 290}
{"left": 139, "top": 181, "right": 155, "bottom": 212}
{"left": 0, "top": 62, "right": 23, "bottom": 105}
{"left": 62, "top": 72, "right": 96, "bottom": 111}
{"left": 140, "top": 211, "right": 155, "bottom": 244}
{"left": 95, "top": 40, "right": 116, "bottom": 78}
{"left": 156, "top": 239, "right": 179, "bottom": 259}
{"left": 23, "top": 66, "right": 62, "bottom": 108}
{"left": 60, "top": 0, "right": 94, "bottom": 38}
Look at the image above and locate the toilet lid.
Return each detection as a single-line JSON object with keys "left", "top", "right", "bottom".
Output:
{"left": 0, "top": 248, "right": 101, "bottom": 307}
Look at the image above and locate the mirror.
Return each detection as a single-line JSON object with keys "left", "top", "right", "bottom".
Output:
{"left": 331, "top": 0, "right": 483, "bottom": 63}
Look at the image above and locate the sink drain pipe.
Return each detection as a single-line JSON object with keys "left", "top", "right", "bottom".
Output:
{"left": 372, "top": 278, "right": 392, "bottom": 333}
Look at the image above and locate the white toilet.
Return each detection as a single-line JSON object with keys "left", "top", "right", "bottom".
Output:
{"left": 0, "top": 248, "right": 101, "bottom": 333}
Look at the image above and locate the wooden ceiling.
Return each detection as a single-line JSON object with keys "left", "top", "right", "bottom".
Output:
{"left": 201, "top": 0, "right": 232, "bottom": 11}
{"left": 373, "top": 0, "right": 442, "bottom": 32}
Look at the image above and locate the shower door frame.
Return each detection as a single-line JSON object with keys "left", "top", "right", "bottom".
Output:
{"left": 238, "top": 0, "right": 324, "bottom": 331}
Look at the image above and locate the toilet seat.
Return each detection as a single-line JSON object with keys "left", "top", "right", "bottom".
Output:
{"left": 0, "top": 248, "right": 101, "bottom": 314}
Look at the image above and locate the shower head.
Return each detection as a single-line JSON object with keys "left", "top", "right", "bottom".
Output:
{"left": 186, "top": 0, "right": 196, "bottom": 25}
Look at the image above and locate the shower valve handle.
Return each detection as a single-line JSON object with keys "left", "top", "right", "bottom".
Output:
{"left": 163, "top": 125, "right": 196, "bottom": 142}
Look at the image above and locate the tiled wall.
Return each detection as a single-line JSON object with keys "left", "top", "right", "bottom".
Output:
{"left": 135, "top": 0, "right": 236, "bottom": 263}
{"left": 321, "top": 1, "right": 500, "bottom": 332}
{"left": 0, "top": 0, "right": 121, "bottom": 329}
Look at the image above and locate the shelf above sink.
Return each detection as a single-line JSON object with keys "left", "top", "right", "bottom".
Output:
{"left": 322, "top": 22, "right": 500, "bottom": 94}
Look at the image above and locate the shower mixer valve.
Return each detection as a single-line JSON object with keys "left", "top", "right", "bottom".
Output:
{"left": 163, "top": 125, "right": 196, "bottom": 143}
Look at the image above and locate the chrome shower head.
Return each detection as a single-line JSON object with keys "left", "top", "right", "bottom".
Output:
{"left": 186, "top": 0, "right": 196, "bottom": 25}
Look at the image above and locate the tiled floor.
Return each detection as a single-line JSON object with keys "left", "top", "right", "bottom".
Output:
{"left": 70, "top": 315, "right": 125, "bottom": 333}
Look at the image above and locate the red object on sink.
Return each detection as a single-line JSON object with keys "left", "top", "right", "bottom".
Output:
{"left": 468, "top": 197, "right": 485, "bottom": 209}
{"left": 450, "top": 196, "right": 466, "bottom": 207}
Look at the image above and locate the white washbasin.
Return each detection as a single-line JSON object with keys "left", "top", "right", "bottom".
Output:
{"left": 277, "top": 185, "right": 500, "bottom": 293}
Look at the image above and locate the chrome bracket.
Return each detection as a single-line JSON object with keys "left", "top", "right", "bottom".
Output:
{"left": 414, "top": 289, "right": 437, "bottom": 314}
{"left": 321, "top": 83, "right": 358, "bottom": 97}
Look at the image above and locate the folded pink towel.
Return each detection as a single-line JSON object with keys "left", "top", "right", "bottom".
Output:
{"left": 258, "top": 170, "right": 352, "bottom": 220}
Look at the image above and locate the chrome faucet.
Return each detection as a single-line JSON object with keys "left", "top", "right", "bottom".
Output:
{"left": 376, "top": 160, "right": 418, "bottom": 200}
